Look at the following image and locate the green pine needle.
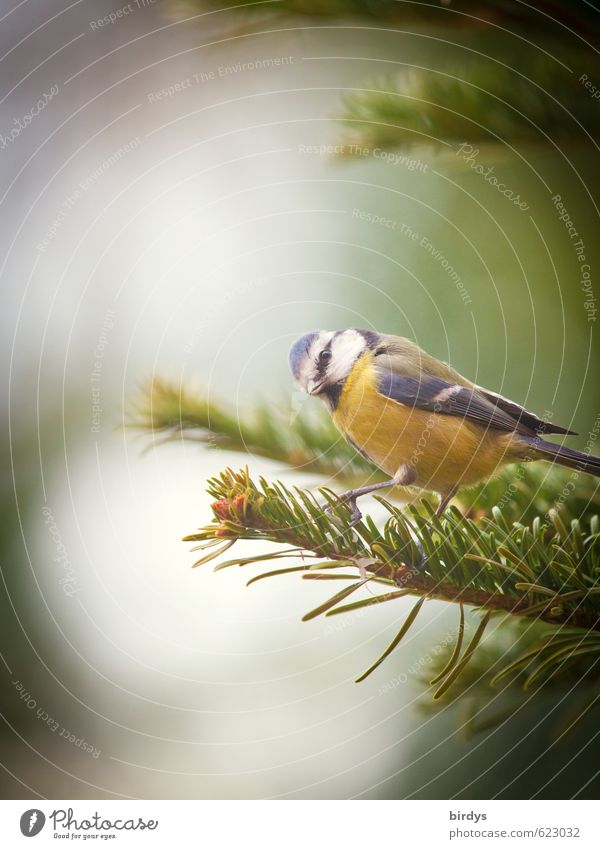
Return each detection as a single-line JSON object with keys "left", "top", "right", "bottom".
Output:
{"left": 355, "top": 596, "right": 426, "bottom": 683}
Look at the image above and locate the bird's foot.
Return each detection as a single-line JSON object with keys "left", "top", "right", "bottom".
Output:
{"left": 346, "top": 500, "right": 362, "bottom": 527}
{"left": 323, "top": 491, "right": 363, "bottom": 526}
{"left": 321, "top": 478, "right": 400, "bottom": 526}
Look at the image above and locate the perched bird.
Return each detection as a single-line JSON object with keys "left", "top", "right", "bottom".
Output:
{"left": 289, "top": 328, "right": 600, "bottom": 523}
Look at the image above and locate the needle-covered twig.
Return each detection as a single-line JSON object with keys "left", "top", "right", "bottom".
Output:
{"left": 185, "top": 467, "right": 600, "bottom": 695}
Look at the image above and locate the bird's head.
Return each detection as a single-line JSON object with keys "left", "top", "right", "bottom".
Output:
{"left": 288, "top": 329, "right": 380, "bottom": 406}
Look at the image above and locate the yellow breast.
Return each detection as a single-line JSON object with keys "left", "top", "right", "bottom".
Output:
{"left": 332, "top": 352, "right": 517, "bottom": 495}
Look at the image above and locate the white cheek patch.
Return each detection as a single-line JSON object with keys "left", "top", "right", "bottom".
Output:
{"left": 328, "top": 330, "right": 367, "bottom": 382}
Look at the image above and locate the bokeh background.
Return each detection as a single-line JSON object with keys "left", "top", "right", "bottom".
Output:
{"left": 1, "top": 0, "right": 599, "bottom": 799}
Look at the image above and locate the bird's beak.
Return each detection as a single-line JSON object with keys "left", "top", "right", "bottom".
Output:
{"left": 307, "top": 378, "right": 325, "bottom": 396}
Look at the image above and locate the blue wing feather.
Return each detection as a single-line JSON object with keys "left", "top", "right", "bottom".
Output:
{"left": 376, "top": 370, "right": 535, "bottom": 435}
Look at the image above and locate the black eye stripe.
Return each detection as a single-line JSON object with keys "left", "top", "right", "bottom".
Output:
{"left": 316, "top": 338, "right": 334, "bottom": 375}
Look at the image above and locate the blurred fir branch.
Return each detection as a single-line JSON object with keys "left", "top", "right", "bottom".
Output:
{"left": 417, "top": 618, "right": 600, "bottom": 740}
{"left": 179, "top": 0, "right": 600, "bottom": 39}
{"left": 184, "top": 467, "right": 600, "bottom": 699}
{"left": 177, "top": 1, "right": 600, "bottom": 149}
{"left": 337, "top": 56, "right": 600, "bottom": 151}
{"left": 127, "top": 376, "right": 374, "bottom": 480}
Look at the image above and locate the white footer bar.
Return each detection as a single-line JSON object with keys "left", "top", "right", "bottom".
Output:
{"left": 0, "top": 799, "right": 596, "bottom": 847}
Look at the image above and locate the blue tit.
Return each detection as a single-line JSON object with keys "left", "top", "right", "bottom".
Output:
{"left": 289, "top": 328, "right": 600, "bottom": 523}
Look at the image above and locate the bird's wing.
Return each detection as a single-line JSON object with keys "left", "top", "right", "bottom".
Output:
{"left": 374, "top": 334, "right": 576, "bottom": 436}
{"left": 474, "top": 386, "right": 577, "bottom": 436}
{"left": 375, "top": 369, "right": 535, "bottom": 435}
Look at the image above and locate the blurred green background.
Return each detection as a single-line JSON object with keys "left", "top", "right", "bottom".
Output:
{"left": 1, "top": 0, "right": 599, "bottom": 799}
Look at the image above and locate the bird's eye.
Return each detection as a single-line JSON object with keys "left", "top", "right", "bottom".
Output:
{"left": 319, "top": 350, "right": 332, "bottom": 363}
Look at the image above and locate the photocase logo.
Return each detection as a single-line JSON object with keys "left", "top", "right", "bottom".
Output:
{"left": 19, "top": 809, "right": 45, "bottom": 837}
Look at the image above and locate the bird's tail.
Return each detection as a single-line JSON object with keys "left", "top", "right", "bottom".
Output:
{"left": 518, "top": 435, "right": 600, "bottom": 477}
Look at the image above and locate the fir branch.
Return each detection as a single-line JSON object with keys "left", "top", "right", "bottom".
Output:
{"left": 184, "top": 467, "right": 600, "bottom": 693}
{"left": 179, "top": 0, "right": 600, "bottom": 42}
{"left": 127, "top": 377, "right": 375, "bottom": 481}
{"left": 176, "top": 2, "right": 600, "bottom": 146}
{"left": 337, "top": 55, "right": 600, "bottom": 151}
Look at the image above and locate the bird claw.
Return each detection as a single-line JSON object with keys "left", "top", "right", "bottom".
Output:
{"left": 321, "top": 494, "right": 362, "bottom": 526}
{"left": 347, "top": 501, "right": 363, "bottom": 527}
